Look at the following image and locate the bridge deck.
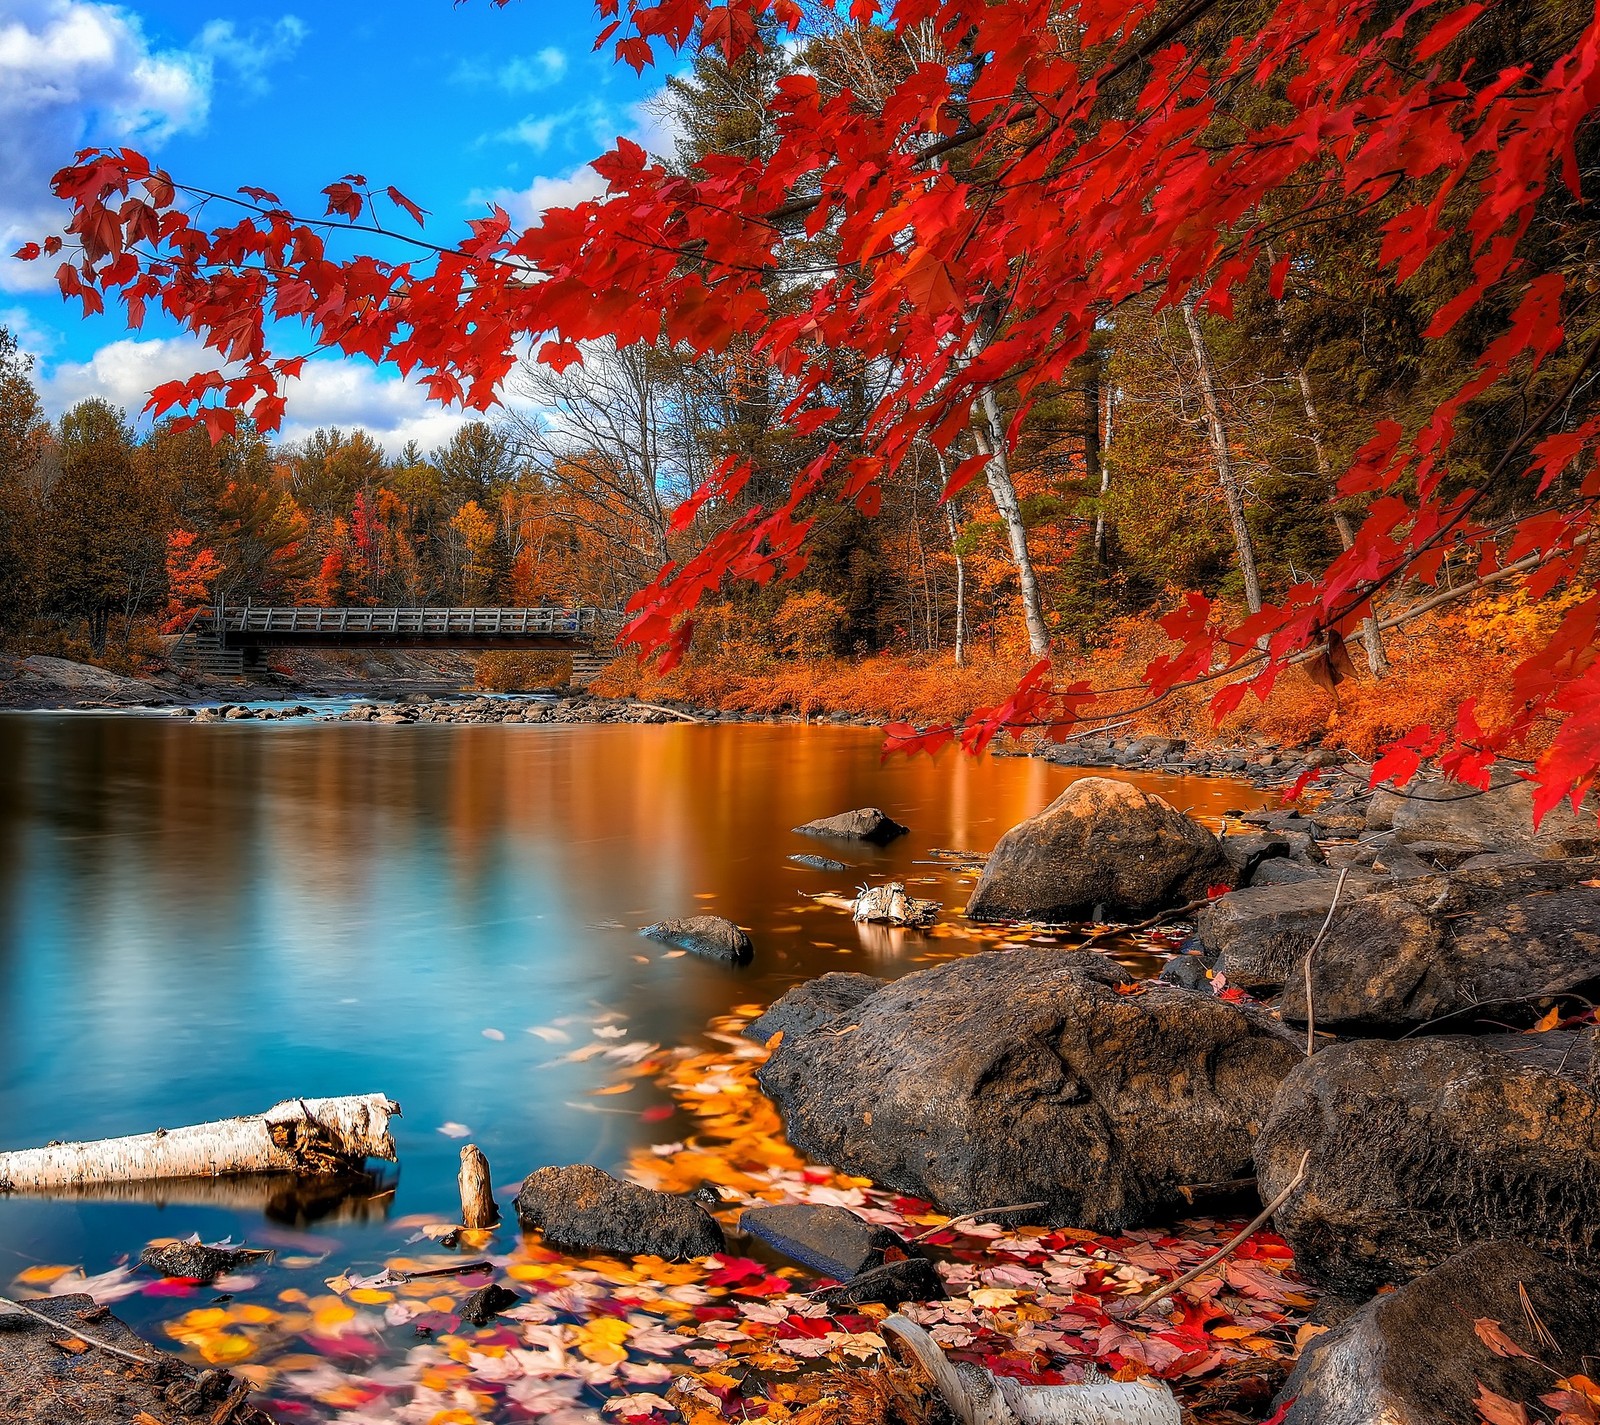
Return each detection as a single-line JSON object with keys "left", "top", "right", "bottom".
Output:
{"left": 200, "top": 606, "right": 608, "bottom": 651}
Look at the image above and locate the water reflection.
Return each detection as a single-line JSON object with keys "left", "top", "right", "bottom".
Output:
{"left": 0, "top": 716, "right": 1267, "bottom": 1280}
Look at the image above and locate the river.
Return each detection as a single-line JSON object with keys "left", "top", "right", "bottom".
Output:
{"left": 0, "top": 714, "right": 1267, "bottom": 1355}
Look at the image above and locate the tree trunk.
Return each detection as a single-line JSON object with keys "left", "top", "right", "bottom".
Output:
{"left": 945, "top": 501, "right": 967, "bottom": 666}
{"left": 973, "top": 387, "right": 1052, "bottom": 656}
{"left": 0, "top": 1095, "right": 399, "bottom": 1190}
{"left": 1095, "top": 377, "right": 1114, "bottom": 563}
{"left": 1296, "top": 366, "right": 1390, "bottom": 676}
{"left": 1181, "top": 296, "right": 1263, "bottom": 616}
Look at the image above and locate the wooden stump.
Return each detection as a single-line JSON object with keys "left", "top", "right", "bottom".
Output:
{"left": 458, "top": 1144, "right": 499, "bottom": 1229}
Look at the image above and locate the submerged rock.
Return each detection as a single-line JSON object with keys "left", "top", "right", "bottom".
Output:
{"left": 1256, "top": 1036, "right": 1600, "bottom": 1294}
{"left": 1279, "top": 1242, "right": 1600, "bottom": 1425}
{"left": 966, "top": 777, "right": 1233, "bottom": 923}
{"left": 514, "top": 1164, "right": 725, "bottom": 1261}
{"left": 743, "top": 972, "right": 885, "bottom": 1046}
{"left": 641, "top": 915, "right": 754, "bottom": 965}
{"left": 139, "top": 1240, "right": 268, "bottom": 1284}
{"left": 457, "top": 1282, "right": 520, "bottom": 1325}
{"left": 789, "top": 853, "right": 850, "bottom": 871}
{"left": 792, "top": 807, "right": 909, "bottom": 844}
{"left": 758, "top": 949, "right": 1300, "bottom": 1230}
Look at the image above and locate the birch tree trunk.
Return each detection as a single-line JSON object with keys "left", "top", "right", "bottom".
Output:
{"left": 1094, "top": 378, "right": 1113, "bottom": 563}
{"left": 0, "top": 1095, "right": 399, "bottom": 1190}
{"left": 1296, "top": 367, "right": 1390, "bottom": 676}
{"left": 946, "top": 501, "right": 967, "bottom": 666}
{"left": 973, "top": 387, "right": 1052, "bottom": 656}
{"left": 1181, "top": 296, "right": 1263, "bottom": 615}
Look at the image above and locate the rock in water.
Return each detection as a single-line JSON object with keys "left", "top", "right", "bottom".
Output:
{"left": 514, "top": 1164, "right": 725, "bottom": 1260}
{"left": 641, "top": 915, "right": 754, "bottom": 965}
{"left": 758, "top": 949, "right": 1301, "bottom": 1230}
{"left": 743, "top": 972, "right": 885, "bottom": 1046}
{"left": 965, "top": 777, "right": 1233, "bottom": 922}
{"left": 789, "top": 853, "right": 850, "bottom": 871}
{"left": 1278, "top": 1242, "right": 1600, "bottom": 1425}
{"left": 139, "top": 1240, "right": 268, "bottom": 1284}
{"left": 457, "top": 1283, "right": 520, "bottom": 1325}
{"left": 1256, "top": 1036, "right": 1600, "bottom": 1295}
{"left": 792, "top": 807, "right": 909, "bottom": 844}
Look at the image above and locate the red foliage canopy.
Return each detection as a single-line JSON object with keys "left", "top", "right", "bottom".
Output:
{"left": 19, "top": 0, "right": 1600, "bottom": 816}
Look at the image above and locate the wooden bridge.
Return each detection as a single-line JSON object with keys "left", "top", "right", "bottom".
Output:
{"left": 174, "top": 605, "right": 616, "bottom": 682}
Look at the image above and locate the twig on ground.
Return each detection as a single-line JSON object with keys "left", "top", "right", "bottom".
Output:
{"left": 0, "top": 1294, "right": 164, "bottom": 1368}
{"left": 1131, "top": 1149, "right": 1312, "bottom": 1318}
{"left": 1303, "top": 868, "right": 1350, "bottom": 1056}
{"left": 1074, "top": 898, "right": 1210, "bottom": 952}
{"left": 909, "top": 1202, "right": 1050, "bottom": 1244}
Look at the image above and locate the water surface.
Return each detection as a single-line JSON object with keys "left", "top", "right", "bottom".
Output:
{"left": 0, "top": 716, "right": 1265, "bottom": 1292}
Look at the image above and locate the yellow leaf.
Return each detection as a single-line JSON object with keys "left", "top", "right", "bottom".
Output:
{"left": 970, "top": 1288, "right": 1018, "bottom": 1309}
{"left": 348, "top": 1288, "right": 395, "bottom": 1305}
{"left": 14, "top": 1265, "right": 72, "bottom": 1286}
{"left": 1530, "top": 1005, "right": 1563, "bottom": 1033}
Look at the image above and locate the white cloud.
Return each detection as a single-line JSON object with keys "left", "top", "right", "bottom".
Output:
{"left": 490, "top": 87, "right": 681, "bottom": 227}
{"left": 0, "top": 2, "right": 303, "bottom": 294}
{"left": 454, "top": 46, "right": 567, "bottom": 94}
{"left": 34, "top": 334, "right": 492, "bottom": 456}
{"left": 194, "top": 15, "right": 307, "bottom": 97}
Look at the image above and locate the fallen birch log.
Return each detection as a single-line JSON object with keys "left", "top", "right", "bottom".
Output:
{"left": 883, "top": 1315, "right": 1179, "bottom": 1425}
{"left": 0, "top": 1095, "right": 399, "bottom": 1191}
{"left": 852, "top": 881, "right": 941, "bottom": 928}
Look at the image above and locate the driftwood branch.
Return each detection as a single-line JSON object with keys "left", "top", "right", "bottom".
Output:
{"left": 883, "top": 1314, "right": 1181, "bottom": 1425}
{"left": 458, "top": 1145, "right": 499, "bottom": 1229}
{"left": 1303, "top": 868, "right": 1350, "bottom": 1056}
{"left": 0, "top": 1095, "right": 399, "bottom": 1191}
{"left": 1074, "top": 898, "right": 1210, "bottom": 952}
{"left": 1133, "top": 1149, "right": 1312, "bottom": 1317}
{"left": 631, "top": 702, "right": 700, "bottom": 722}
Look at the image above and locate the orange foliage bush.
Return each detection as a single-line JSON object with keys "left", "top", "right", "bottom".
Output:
{"left": 598, "top": 589, "right": 1575, "bottom": 762}
{"left": 476, "top": 649, "right": 573, "bottom": 691}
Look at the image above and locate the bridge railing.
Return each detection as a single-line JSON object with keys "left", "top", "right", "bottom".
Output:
{"left": 210, "top": 606, "right": 602, "bottom": 637}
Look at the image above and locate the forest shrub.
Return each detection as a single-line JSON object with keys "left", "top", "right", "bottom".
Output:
{"left": 476, "top": 650, "right": 573, "bottom": 691}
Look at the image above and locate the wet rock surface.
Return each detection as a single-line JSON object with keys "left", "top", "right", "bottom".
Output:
{"left": 138, "top": 1240, "right": 267, "bottom": 1284}
{"left": 640, "top": 915, "right": 754, "bottom": 965}
{"left": 1256, "top": 1035, "right": 1600, "bottom": 1295}
{"left": 759, "top": 949, "right": 1301, "bottom": 1231}
{"left": 792, "top": 807, "right": 910, "bottom": 844}
{"left": 742, "top": 971, "right": 886, "bottom": 1046}
{"left": 1370, "top": 774, "right": 1600, "bottom": 857}
{"left": 0, "top": 1294, "right": 270, "bottom": 1425}
{"left": 514, "top": 1164, "right": 726, "bottom": 1261}
{"left": 740, "top": 1202, "right": 914, "bottom": 1280}
{"left": 1278, "top": 1242, "right": 1600, "bottom": 1425}
{"left": 966, "top": 777, "right": 1234, "bottom": 922}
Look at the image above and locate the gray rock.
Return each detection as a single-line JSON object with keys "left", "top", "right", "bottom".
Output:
{"left": 457, "top": 1283, "right": 520, "bottom": 1325}
{"left": 514, "top": 1165, "right": 725, "bottom": 1260}
{"left": 788, "top": 853, "right": 850, "bottom": 872}
{"left": 792, "top": 807, "right": 909, "bottom": 844}
{"left": 1263, "top": 862, "right": 1600, "bottom": 1028}
{"left": 758, "top": 949, "right": 1300, "bottom": 1231}
{"left": 641, "top": 915, "right": 753, "bottom": 965}
{"left": 138, "top": 1241, "right": 265, "bottom": 1283}
{"left": 1219, "top": 832, "right": 1291, "bottom": 886}
{"left": 1158, "top": 954, "right": 1212, "bottom": 991}
{"left": 1279, "top": 1242, "right": 1600, "bottom": 1425}
{"left": 1256, "top": 1036, "right": 1600, "bottom": 1294}
{"left": 743, "top": 972, "right": 886, "bottom": 1045}
{"left": 740, "top": 1203, "right": 910, "bottom": 1279}
{"left": 1248, "top": 858, "right": 1333, "bottom": 887}
{"left": 1369, "top": 774, "right": 1600, "bottom": 857}
{"left": 966, "top": 777, "right": 1233, "bottom": 923}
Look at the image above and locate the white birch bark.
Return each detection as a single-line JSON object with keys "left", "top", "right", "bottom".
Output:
{"left": 0, "top": 1094, "right": 399, "bottom": 1190}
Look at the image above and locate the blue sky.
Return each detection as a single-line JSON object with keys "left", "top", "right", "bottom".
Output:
{"left": 0, "top": 0, "right": 670, "bottom": 451}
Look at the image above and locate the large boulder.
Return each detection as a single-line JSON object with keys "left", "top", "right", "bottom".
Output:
{"left": 793, "top": 807, "right": 909, "bottom": 844}
{"left": 1369, "top": 774, "right": 1600, "bottom": 857}
{"left": 1279, "top": 1242, "right": 1600, "bottom": 1425}
{"left": 758, "top": 949, "right": 1301, "bottom": 1231}
{"left": 1208, "top": 862, "right": 1600, "bottom": 1028}
{"left": 743, "top": 972, "right": 886, "bottom": 1045}
{"left": 966, "top": 777, "right": 1233, "bottom": 922}
{"left": 641, "top": 915, "right": 754, "bottom": 965}
{"left": 1256, "top": 1036, "right": 1600, "bottom": 1295}
{"left": 514, "top": 1164, "right": 725, "bottom": 1260}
